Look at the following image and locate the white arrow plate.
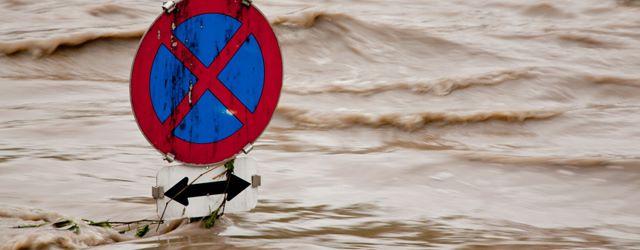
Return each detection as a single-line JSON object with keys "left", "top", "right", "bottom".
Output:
{"left": 155, "top": 156, "right": 259, "bottom": 220}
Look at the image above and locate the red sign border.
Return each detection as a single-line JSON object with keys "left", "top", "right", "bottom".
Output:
{"left": 130, "top": 0, "right": 283, "bottom": 165}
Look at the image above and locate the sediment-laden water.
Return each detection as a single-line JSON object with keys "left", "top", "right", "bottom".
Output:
{"left": 1, "top": 0, "right": 640, "bottom": 249}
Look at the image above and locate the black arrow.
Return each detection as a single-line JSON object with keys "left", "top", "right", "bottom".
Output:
{"left": 164, "top": 174, "right": 251, "bottom": 206}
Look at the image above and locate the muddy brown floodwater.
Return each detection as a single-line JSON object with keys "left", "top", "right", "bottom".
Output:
{"left": 1, "top": 0, "right": 640, "bottom": 249}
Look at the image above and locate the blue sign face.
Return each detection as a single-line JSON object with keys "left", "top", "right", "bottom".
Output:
{"left": 149, "top": 14, "right": 265, "bottom": 144}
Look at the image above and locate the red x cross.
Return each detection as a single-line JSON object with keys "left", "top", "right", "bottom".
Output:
{"left": 158, "top": 23, "right": 253, "bottom": 135}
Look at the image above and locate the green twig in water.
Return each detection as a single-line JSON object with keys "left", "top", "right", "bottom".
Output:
{"left": 52, "top": 220, "right": 72, "bottom": 228}
{"left": 82, "top": 219, "right": 111, "bottom": 228}
{"left": 12, "top": 217, "right": 164, "bottom": 238}
{"left": 203, "top": 207, "right": 222, "bottom": 229}
{"left": 136, "top": 224, "right": 150, "bottom": 238}
{"left": 88, "top": 221, "right": 112, "bottom": 228}
{"left": 83, "top": 219, "right": 163, "bottom": 227}
{"left": 11, "top": 222, "right": 47, "bottom": 229}
{"left": 52, "top": 220, "right": 81, "bottom": 234}
{"left": 68, "top": 224, "right": 80, "bottom": 234}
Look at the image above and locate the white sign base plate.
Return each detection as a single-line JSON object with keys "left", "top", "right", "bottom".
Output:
{"left": 155, "top": 156, "right": 259, "bottom": 220}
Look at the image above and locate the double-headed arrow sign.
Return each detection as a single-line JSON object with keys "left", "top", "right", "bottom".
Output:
{"left": 164, "top": 174, "right": 251, "bottom": 206}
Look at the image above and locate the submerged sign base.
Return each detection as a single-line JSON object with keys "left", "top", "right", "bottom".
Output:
{"left": 154, "top": 156, "right": 259, "bottom": 220}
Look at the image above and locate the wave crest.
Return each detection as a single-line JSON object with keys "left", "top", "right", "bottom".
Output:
{"left": 0, "top": 206, "right": 61, "bottom": 222}
{"left": 286, "top": 68, "right": 536, "bottom": 96}
{"left": 521, "top": 3, "right": 575, "bottom": 18}
{"left": 586, "top": 75, "right": 640, "bottom": 87}
{"left": 458, "top": 152, "right": 640, "bottom": 168}
{"left": 271, "top": 11, "right": 351, "bottom": 28}
{"left": 0, "top": 28, "right": 144, "bottom": 56}
{"left": 276, "top": 107, "right": 563, "bottom": 131}
{"left": 4, "top": 226, "right": 127, "bottom": 250}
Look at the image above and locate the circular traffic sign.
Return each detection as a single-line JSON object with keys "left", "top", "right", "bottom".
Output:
{"left": 131, "top": 0, "right": 282, "bottom": 165}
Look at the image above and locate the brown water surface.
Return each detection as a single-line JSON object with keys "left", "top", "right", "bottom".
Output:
{"left": 1, "top": 0, "right": 640, "bottom": 249}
